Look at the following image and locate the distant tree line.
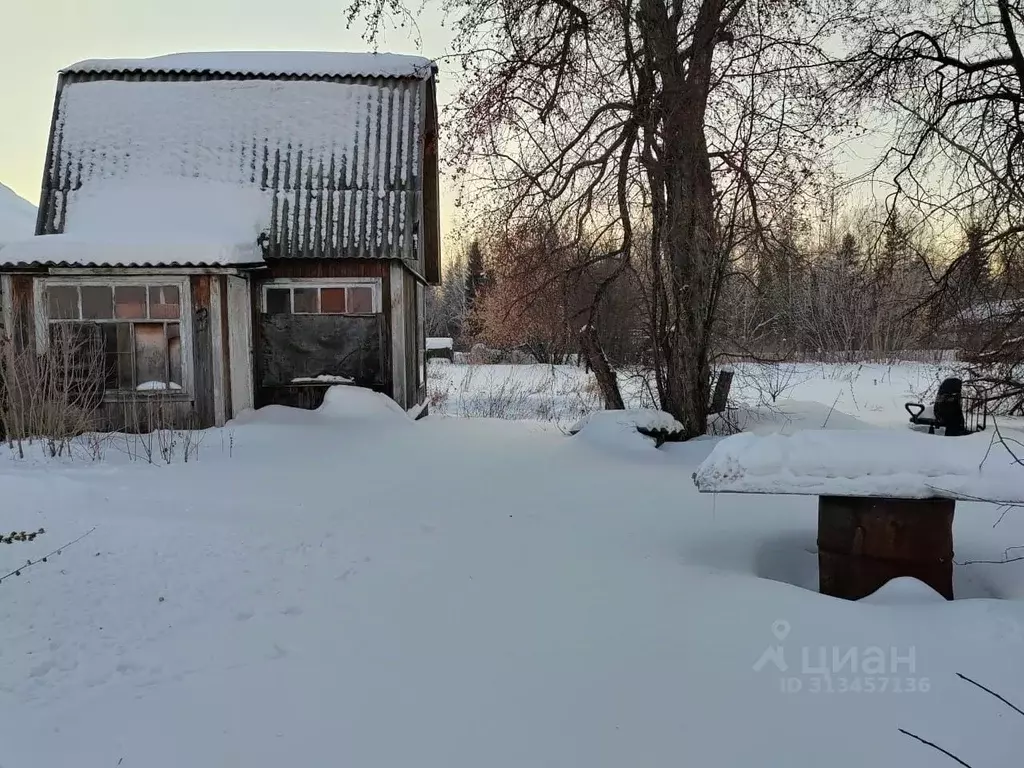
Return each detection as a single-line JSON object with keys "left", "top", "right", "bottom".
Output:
{"left": 429, "top": 197, "right": 1024, "bottom": 373}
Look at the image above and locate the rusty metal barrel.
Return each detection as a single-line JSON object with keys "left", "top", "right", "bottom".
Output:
{"left": 817, "top": 495, "right": 955, "bottom": 600}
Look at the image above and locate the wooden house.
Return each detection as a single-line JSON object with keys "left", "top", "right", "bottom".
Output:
{"left": 0, "top": 51, "right": 440, "bottom": 429}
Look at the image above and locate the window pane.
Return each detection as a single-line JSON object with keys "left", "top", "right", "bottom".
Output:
{"left": 134, "top": 323, "right": 168, "bottom": 390}
{"left": 347, "top": 287, "right": 373, "bottom": 313}
{"left": 293, "top": 288, "right": 318, "bottom": 314}
{"left": 168, "top": 324, "right": 183, "bottom": 390}
{"left": 320, "top": 288, "right": 347, "bottom": 313}
{"left": 102, "top": 325, "right": 119, "bottom": 390}
{"left": 114, "top": 286, "right": 147, "bottom": 319}
{"left": 266, "top": 288, "right": 290, "bottom": 314}
{"left": 149, "top": 285, "right": 180, "bottom": 319}
{"left": 81, "top": 286, "right": 113, "bottom": 319}
{"left": 103, "top": 324, "right": 134, "bottom": 390}
{"left": 49, "top": 321, "right": 103, "bottom": 383}
{"left": 47, "top": 286, "right": 79, "bottom": 319}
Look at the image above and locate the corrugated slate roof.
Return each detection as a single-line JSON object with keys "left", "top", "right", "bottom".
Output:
{"left": 64, "top": 51, "right": 436, "bottom": 79}
{"left": 37, "top": 68, "right": 434, "bottom": 264}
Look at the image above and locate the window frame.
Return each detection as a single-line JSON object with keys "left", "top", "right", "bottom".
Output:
{"left": 260, "top": 278, "right": 382, "bottom": 316}
{"left": 33, "top": 276, "right": 195, "bottom": 400}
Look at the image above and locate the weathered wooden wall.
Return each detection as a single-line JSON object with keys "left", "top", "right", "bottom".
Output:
{"left": 219, "top": 275, "right": 233, "bottom": 419}
{"left": 2, "top": 272, "right": 219, "bottom": 431}
{"left": 258, "top": 314, "right": 383, "bottom": 385}
{"left": 2, "top": 258, "right": 426, "bottom": 425}
{"left": 251, "top": 259, "right": 392, "bottom": 410}
{"left": 190, "top": 275, "right": 215, "bottom": 426}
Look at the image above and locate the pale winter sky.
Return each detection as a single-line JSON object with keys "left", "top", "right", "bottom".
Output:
{"left": 0, "top": 0, "right": 455, "bottom": 219}
{"left": 1, "top": 0, "right": 886, "bottom": 245}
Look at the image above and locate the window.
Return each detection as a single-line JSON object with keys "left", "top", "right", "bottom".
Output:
{"left": 37, "top": 279, "right": 191, "bottom": 395}
{"left": 262, "top": 280, "right": 380, "bottom": 315}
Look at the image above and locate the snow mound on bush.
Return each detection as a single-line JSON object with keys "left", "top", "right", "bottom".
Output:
{"left": 571, "top": 409, "right": 684, "bottom": 451}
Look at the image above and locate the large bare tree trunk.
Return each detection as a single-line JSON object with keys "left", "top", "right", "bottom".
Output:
{"left": 640, "top": 0, "right": 724, "bottom": 438}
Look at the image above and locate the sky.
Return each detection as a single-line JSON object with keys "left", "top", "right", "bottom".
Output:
{"left": 0, "top": 0, "right": 455, "bottom": 219}
{"left": 1, "top": 0, "right": 891, "bottom": 252}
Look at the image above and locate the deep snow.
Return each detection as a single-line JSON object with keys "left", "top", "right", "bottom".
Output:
{"left": 2, "top": 366, "right": 1023, "bottom": 767}
{"left": 0, "top": 182, "right": 36, "bottom": 243}
{"left": 0, "top": 180, "right": 271, "bottom": 267}
{"left": 695, "top": 429, "right": 1024, "bottom": 501}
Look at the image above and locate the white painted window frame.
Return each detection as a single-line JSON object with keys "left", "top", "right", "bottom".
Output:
{"left": 260, "top": 277, "right": 382, "bottom": 314}
{"left": 33, "top": 275, "right": 195, "bottom": 399}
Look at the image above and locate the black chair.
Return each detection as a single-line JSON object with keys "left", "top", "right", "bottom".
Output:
{"left": 905, "top": 377, "right": 987, "bottom": 436}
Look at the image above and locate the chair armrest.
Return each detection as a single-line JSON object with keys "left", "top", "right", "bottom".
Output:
{"left": 905, "top": 402, "right": 926, "bottom": 421}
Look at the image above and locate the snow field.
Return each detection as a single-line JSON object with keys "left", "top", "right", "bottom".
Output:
{"left": 0, "top": 363, "right": 1022, "bottom": 767}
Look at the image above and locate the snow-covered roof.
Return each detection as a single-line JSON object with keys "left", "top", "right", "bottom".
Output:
{"left": 426, "top": 337, "right": 454, "bottom": 350}
{"left": 0, "top": 180, "right": 267, "bottom": 267}
{"left": 0, "top": 183, "right": 37, "bottom": 244}
{"left": 36, "top": 69, "right": 431, "bottom": 262}
{"left": 0, "top": 237, "right": 261, "bottom": 269}
{"left": 64, "top": 51, "right": 435, "bottom": 80}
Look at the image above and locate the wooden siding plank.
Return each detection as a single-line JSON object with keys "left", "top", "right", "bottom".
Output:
{"left": 389, "top": 261, "right": 407, "bottom": 408}
{"left": 0, "top": 275, "right": 13, "bottom": 335}
{"left": 227, "top": 275, "right": 255, "bottom": 416}
{"left": 401, "top": 268, "right": 413, "bottom": 405}
{"left": 209, "top": 275, "right": 227, "bottom": 426}
{"left": 12, "top": 276, "right": 36, "bottom": 349}
{"left": 423, "top": 80, "right": 442, "bottom": 284}
{"left": 191, "top": 275, "right": 215, "bottom": 426}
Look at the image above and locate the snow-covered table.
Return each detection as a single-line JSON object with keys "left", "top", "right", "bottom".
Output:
{"left": 693, "top": 430, "right": 1024, "bottom": 600}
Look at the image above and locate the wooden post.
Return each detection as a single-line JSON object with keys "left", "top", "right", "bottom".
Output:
{"left": 817, "top": 495, "right": 955, "bottom": 600}
{"left": 708, "top": 369, "right": 734, "bottom": 415}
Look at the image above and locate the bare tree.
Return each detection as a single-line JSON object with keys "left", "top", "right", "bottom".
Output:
{"left": 347, "top": 0, "right": 848, "bottom": 438}
{"left": 0, "top": 321, "right": 106, "bottom": 459}
{"left": 852, "top": 0, "right": 1024, "bottom": 396}
{"left": 855, "top": 0, "right": 1024, "bottom": 254}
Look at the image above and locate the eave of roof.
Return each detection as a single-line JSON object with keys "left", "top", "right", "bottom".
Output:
{"left": 62, "top": 51, "right": 437, "bottom": 80}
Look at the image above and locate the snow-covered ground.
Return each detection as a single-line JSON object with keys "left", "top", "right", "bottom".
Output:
{"left": 427, "top": 359, "right": 959, "bottom": 427}
{"left": 3, "top": 367, "right": 1024, "bottom": 767}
